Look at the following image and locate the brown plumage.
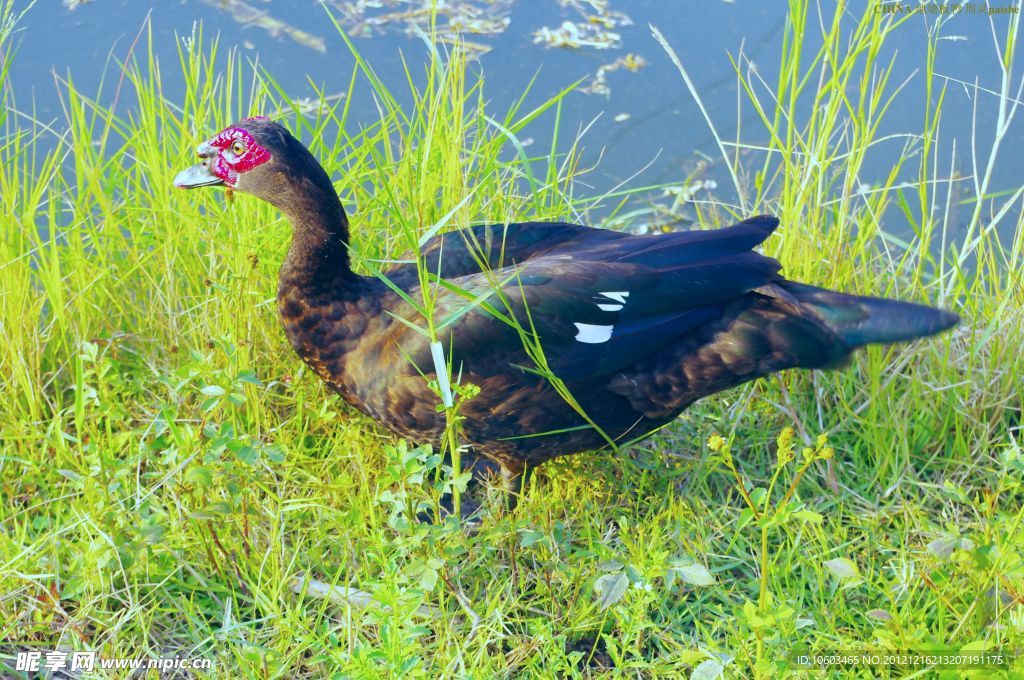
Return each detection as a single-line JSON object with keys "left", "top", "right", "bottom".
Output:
{"left": 175, "top": 118, "right": 959, "bottom": 497}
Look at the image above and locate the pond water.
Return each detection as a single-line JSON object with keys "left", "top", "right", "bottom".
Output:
{"left": 8, "top": 1, "right": 1023, "bottom": 238}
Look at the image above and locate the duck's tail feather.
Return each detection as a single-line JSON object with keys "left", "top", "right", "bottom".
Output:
{"left": 781, "top": 282, "right": 960, "bottom": 349}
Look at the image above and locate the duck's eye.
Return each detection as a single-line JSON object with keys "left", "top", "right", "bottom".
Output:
{"left": 231, "top": 141, "right": 246, "bottom": 155}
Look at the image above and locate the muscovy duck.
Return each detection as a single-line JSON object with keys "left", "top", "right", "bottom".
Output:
{"left": 175, "top": 118, "right": 959, "bottom": 497}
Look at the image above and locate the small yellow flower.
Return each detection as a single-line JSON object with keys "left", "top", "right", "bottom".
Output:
{"left": 707, "top": 433, "right": 726, "bottom": 452}
{"left": 776, "top": 427, "right": 795, "bottom": 465}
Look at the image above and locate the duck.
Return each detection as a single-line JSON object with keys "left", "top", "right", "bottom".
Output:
{"left": 174, "top": 117, "right": 959, "bottom": 502}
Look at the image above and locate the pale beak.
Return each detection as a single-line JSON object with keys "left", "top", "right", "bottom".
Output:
{"left": 174, "top": 142, "right": 224, "bottom": 189}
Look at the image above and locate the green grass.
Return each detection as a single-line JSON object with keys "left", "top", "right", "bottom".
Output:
{"left": 2, "top": 1, "right": 1024, "bottom": 677}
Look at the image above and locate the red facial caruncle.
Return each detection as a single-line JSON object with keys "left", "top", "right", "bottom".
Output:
{"left": 205, "top": 126, "right": 271, "bottom": 187}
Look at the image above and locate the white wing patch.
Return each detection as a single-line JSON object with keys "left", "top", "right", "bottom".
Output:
{"left": 595, "top": 291, "right": 630, "bottom": 311}
{"left": 573, "top": 323, "right": 614, "bottom": 344}
{"left": 599, "top": 291, "right": 630, "bottom": 304}
{"left": 573, "top": 292, "right": 630, "bottom": 343}
{"left": 569, "top": 292, "right": 630, "bottom": 346}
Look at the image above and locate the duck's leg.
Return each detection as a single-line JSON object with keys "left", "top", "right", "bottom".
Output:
{"left": 418, "top": 449, "right": 500, "bottom": 523}
{"left": 419, "top": 453, "right": 532, "bottom": 522}
{"left": 498, "top": 461, "right": 532, "bottom": 513}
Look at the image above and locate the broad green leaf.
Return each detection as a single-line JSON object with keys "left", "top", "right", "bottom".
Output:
{"left": 234, "top": 370, "right": 263, "bottom": 385}
{"left": 824, "top": 557, "right": 860, "bottom": 581}
{"left": 736, "top": 507, "right": 756, "bottom": 531}
{"left": 191, "top": 501, "right": 233, "bottom": 519}
{"left": 690, "top": 659, "right": 724, "bottom": 680}
{"left": 675, "top": 650, "right": 706, "bottom": 666}
{"left": 793, "top": 509, "right": 823, "bottom": 524}
{"left": 519, "top": 530, "right": 546, "bottom": 548}
{"left": 235, "top": 445, "right": 259, "bottom": 465}
{"left": 139, "top": 524, "right": 166, "bottom": 544}
{"left": 184, "top": 466, "right": 213, "bottom": 487}
{"left": 594, "top": 572, "right": 629, "bottom": 610}
{"left": 926, "top": 537, "right": 958, "bottom": 559}
{"left": 263, "top": 443, "right": 287, "bottom": 463}
{"left": 749, "top": 486, "right": 768, "bottom": 508}
{"left": 672, "top": 562, "right": 715, "bottom": 587}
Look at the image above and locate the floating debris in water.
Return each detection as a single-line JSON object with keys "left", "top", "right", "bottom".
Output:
{"left": 326, "top": 0, "right": 513, "bottom": 56}
{"left": 664, "top": 179, "right": 718, "bottom": 203}
{"left": 188, "top": 0, "right": 634, "bottom": 58}
{"left": 200, "top": 0, "right": 327, "bottom": 52}
{"left": 618, "top": 213, "right": 695, "bottom": 235}
{"left": 533, "top": 0, "right": 631, "bottom": 50}
{"left": 533, "top": 21, "right": 618, "bottom": 49}
{"left": 620, "top": 52, "right": 644, "bottom": 69}
{"left": 63, "top": 0, "right": 94, "bottom": 8}
{"left": 288, "top": 94, "right": 347, "bottom": 118}
{"left": 613, "top": 112, "right": 630, "bottom": 122}
{"left": 580, "top": 52, "right": 646, "bottom": 96}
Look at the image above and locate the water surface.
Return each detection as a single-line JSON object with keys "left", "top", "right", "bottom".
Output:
{"left": 10, "top": 1, "right": 1022, "bottom": 238}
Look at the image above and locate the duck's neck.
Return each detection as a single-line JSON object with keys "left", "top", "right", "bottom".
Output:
{"left": 274, "top": 168, "right": 353, "bottom": 286}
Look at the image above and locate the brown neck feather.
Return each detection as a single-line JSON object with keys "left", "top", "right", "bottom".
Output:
{"left": 264, "top": 141, "right": 353, "bottom": 285}
{"left": 280, "top": 180, "right": 351, "bottom": 283}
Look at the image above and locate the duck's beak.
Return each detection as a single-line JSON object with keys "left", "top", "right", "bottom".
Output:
{"left": 174, "top": 142, "right": 224, "bottom": 189}
{"left": 174, "top": 163, "right": 223, "bottom": 189}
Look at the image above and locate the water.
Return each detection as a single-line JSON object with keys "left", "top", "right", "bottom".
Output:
{"left": 8, "top": 1, "right": 1023, "bottom": 238}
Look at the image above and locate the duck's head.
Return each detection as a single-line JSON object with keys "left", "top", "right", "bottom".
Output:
{"left": 174, "top": 117, "right": 318, "bottom": 207}
{"left": 175, "top": 118, "right": 348, "bottom": 266}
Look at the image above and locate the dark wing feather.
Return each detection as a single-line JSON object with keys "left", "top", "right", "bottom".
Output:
{"left": 585, "top": 214, "right": 779, "bottom": 268}
{"left": 409, "top": 215, "right": 783, "bottom": 383}
{"left": 384, "top": 221, "right": 631, "bottom": 287}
